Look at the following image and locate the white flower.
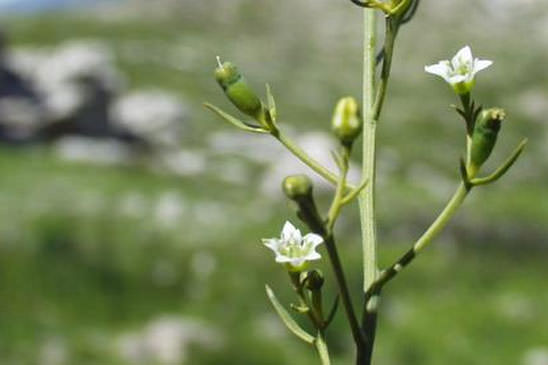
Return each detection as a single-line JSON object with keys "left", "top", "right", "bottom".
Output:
{"left": 425, "top": 45, "right": 493, "bottom": 94}
{"left": 262, "top": 221, "right": 323, "bottom": 271}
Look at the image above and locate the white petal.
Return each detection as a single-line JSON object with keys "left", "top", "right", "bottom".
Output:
{"left": 289, "top": 257, "right": 306, "bottom": 268}
{"left": 448, "top": 74, "right": 467, "bottom": 84}
{"left": 281, "top": 221, "right": 297, "bottom": 241}
{"left": 452, "top": 45, "right": 473, "bottom": 66}
{"left": 424, "top": 62, "right": 452, "bottom": 83}
{"left": 275, "top": 255, "right": 293, "bottom": 263}
{"left": 473, "top": 59, "right": 493, "bottom": 74}
{"left": 304, "top": 252, "right": 321, "bottom": 261}
{"left": 262, "top": 238, "right": 280, "bottom": 252}
{"left": 303, "top": 233, "right": 324, "bottom": 249}
{"left": 425, "top": 62, "right": 450, "bottom": 76}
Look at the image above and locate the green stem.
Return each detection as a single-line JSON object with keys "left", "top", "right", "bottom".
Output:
{"left": 357, "top": 8, "right": 378, "bottom": 365}
{"left": 327, "top": 148, "right": 350, "bottom": 231}
{"left": 367, "top": 182, "right": 471, "bottom": 295}
{"left": 359, "top": 7, "right": 378, "bottom": 297}
{"left": 413, "top": 182, "right": 469, "bottom": 251}
{"left": 315, "top": 331, "right": 331, "bottom": 365}
{"left": 323, "top": 234, "right": 364, "bottom": 347}
{"left": 275, "top": 131, "right": 342, "bottom": 187}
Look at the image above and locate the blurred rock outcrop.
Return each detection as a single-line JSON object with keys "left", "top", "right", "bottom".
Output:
{"left": 0, "top": 36, "right": 188, "bottom": 154}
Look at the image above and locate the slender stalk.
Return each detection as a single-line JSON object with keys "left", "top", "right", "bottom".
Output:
{"left": 365, "top": 182, "right": 470, "bottom": 294}
{"left": 323, "top": 234, "right": 364, "bottom": 347}
{"left": 413, "top": 182, "right": 469, "bottom": 251}
{"left": 275, "top": 132, "right": 340, "bottom": 186}
{"left": 327, "top": 149, "right": 350, "bottom": 231}
{"left": 359, "top": 7, "right": 378, "bottom": 297}
{"left": 357, "top": 8, "right": 378, "bottom": 365}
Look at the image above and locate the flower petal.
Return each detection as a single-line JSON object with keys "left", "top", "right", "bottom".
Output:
{"left": 452, "top": 45, "right": 473, "bottom": 67}
{"left": 424, "top": 62, "right": 452, "bottom": 82}
{"left": 304, "top": 252, "right": 321, "bottom": 261}
{"left": 473, "top": 59, "right": 493, "bottom": 75}
{"left": 262, "top": 238, "right": 280, "bottom": 252}
{"left": 448, "top": 74, "right": 467, "bottom": 84}
{"left": 288, "top": 257, "right": 306, "bottom": 268}
{"left": 275, "top": 255, "right": 294, "bottom": 263}
{"left": 303, "top": 233, "right": 324, "bottom": 249}
{"left": 281, "top": 221, "right": 297, "bottom": 241}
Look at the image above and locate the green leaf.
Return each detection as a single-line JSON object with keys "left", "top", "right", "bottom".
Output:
{"left": 314, "top": 334, "right": 331, "bottom": 365}
{"left": 265, "top": 285, "right": 315, "bottom": 344}
{"left": 203, "top": 102, "right": 268, "bottom": 134}
{"left": 471, "top": 138, "right": 528, "bottom": 187}
{"left": 265, "top": 83, "right": 277, "bottom": 122}
{"left": 325, "top": 295, "right": 339, "bottom": 327}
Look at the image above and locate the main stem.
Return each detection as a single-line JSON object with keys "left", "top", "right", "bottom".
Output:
{"left": 357, "top": 8, "right": 378, "bottom": 365}
{"left": 359, "top": 8, "right": 378, "bottom": 297}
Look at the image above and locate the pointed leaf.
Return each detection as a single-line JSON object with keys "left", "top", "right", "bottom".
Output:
{"left": 265, "top": 83, "right": 277, "bottom": 122}
{"left": 265, "top": 285, "right": 315, "bottom": 344}
{"left": 471, "top": 138, "right": 528, "bottom": 186}
{"left": 203, "top": 103, "right": 268, "bottom": 134}
{"left": 342, "top": 179, "right": 369, "bottom": 205}
{"left": 325, "top": 295, "right": 339, "bottom": 327}
{"left": 330, "top": 150, "right": 344, "bottom": 171}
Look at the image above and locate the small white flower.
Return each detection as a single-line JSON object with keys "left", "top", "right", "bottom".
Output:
{"left": 425, "top": 45, "right": 493, "bottom": 94}
{"left": 262, "top": 221, "right": 323, "bottom": 271}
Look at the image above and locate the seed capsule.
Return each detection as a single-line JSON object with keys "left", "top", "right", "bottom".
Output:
{"left": 470, "top": 108, "right": 505, "bottom": 171}
{"left": 282, "top": 175, "right": 313, "bottom": 201}
{"left": 214, "top": 58, "right": 263, "bottom": 119}
{"left": 331, "top": 97, "right": 362, "bottom": 146}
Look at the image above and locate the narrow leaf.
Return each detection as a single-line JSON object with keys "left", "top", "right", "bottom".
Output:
{"left": 265, "top": 83, "right": 277, "bottom": 122}
{"left": 203, "top": 103, "right": 268, "bottom": 134}
{"left": 325, "top": 295, "right": 339, "bottom": 327}
{"left": 342, "top": 179, "right": 369, "bottom": 205}
{"left": 471, "top": 138, "right": 528, "bottom": 186}
{"left": 265, "top": 285, "right": 315, "bottom": 344}
{"left": 330, "top": 150, "right": 344, "bottom": 171}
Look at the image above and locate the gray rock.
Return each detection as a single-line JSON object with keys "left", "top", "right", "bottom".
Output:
{"left": 111, "top": 89, "right": 187, "bottom": 148}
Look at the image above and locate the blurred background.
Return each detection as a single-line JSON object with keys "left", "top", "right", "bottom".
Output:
{"left": 0, "top": 0, "right": 547, "bottom": 364}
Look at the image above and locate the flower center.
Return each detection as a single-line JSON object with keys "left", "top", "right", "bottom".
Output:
{"left": 454, "top": 60, "right": 471, "bottom": 76}
{"left": 279, "top": 239, "right": 305, "bottom": 258}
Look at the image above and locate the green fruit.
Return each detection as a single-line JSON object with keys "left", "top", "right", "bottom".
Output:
{"left": 470, "top": 108, "right": 505, "bottom": 170}
{"left": 214, "top": 60, "right": 263, "bottom": 118}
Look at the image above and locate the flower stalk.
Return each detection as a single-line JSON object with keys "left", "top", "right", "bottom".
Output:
{"left": 205, "top": 2, "right": 526, "bottom": 363}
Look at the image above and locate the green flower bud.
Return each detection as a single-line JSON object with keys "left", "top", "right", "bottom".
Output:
{"left": 282, "top": 174, "right": 313, "bottom": 201}
{"left": 214, "top": 58, "right": 263, "bottom": 119}
{"left": 302, "top": 269, "right": 324, "bottom": 291}
{"left": 331, "top": 97, "right": 362, "bottom": 145}
{"left": 470, "top": 108, "right": 506, "bottom": 171}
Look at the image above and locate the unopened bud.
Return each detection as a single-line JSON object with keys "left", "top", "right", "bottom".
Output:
{"left": 302, "top": 269, "right": 324, "bottom": 291}
{"left": 282, "top": 174, "right": 313, "bottom": 201}
{"left": 470, "top": 108, "right": 505, "bottom": 171}
{"left": 214, "top": 58, "right": 263, "bottom": 119}
{"left": 331, "top": 97, "right": 362, "bottom": 146}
